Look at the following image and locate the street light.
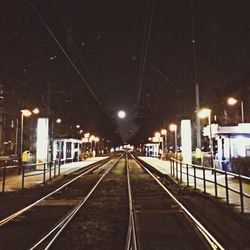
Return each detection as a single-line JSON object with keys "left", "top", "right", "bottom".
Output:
{"left": 198, "top": 108, "right": 214, "bottom": 168}
{"left": 56, "top": 118, "right": 62, "bottom": 124}
{"left": 227, "top": 97, "right": 244, "bottom": 123}
{"left": 94, "top": 137, "right": 100, "bottom": 152}
{"left": 169, "top": 124, "right": 177, "bottom": 157}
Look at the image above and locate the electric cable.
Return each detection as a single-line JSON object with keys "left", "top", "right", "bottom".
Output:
{"left": 27, "top": 0, "right": 105, "bottom": 111}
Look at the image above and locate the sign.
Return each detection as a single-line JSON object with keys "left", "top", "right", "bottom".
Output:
{"left": 36, "top": 118, "right": 49, "bottom": 166}
{"left": 181, "top": 120, "right": 192, "bottom": 164}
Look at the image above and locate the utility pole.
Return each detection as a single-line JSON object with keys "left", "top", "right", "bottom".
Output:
{"left": 191, "top": 0, "right": 201, "bottom": 149}
{"left": 0, "top": 84, "right": 5, "bottom": 155}
{"left": 47, "top": 82, "right": 53, "bottom": 162}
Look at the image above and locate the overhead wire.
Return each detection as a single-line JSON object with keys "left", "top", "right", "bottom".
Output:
{"left": 137, "top": 0, "right": 155, "bottom": 110}
{"left": 27, "top": 0, "right": 105, "bottom": 111}
{"left": 82, "top": 1, "right": 179, "bottom": 91}
{"left": 51, "top": 2, "right": 105, "bottom": 104}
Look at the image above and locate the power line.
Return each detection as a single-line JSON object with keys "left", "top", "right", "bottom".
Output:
{"left": 82, "top": 1, "right": 179, "bottom": 91}
{"left": 137, "top": 0, "right": 155, "bottom": 110}
{"left": 51, "top": 2, "right": 104, "bottom": 102}
{"left": 27, "top": 0, "right": 105, "bottom": 110}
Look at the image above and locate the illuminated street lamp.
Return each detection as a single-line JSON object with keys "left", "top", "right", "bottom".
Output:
{"left": 227, "top": 97, "right": 244, "bottom": 123}
{"left": 94, "top": 137, "right": 100, "bottom": 151}
{"left": 84, "top": 132, "right": 90, "bottom": 139}
{"left": 169, "top": 124, "right": 177, "bottom": 156}
{"left": 154, "top": 132, "right": 161, "bottom": 140}
{"left": 198, "top": 108, "right": 214, "bottom": 168}
{"left": 56, "top": 118, "right": 62, "bottom": 124}
{"left": 89, "top": 135, "right": 95, "bottom": 150}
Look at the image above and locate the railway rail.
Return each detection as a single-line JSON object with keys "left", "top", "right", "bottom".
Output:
{"left": 0, "top": 151, "right": 236, "bottom": 249}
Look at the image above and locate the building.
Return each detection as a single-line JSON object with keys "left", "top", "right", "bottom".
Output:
{"left": 214, "top": 123, "right": 250, "bottom": 170}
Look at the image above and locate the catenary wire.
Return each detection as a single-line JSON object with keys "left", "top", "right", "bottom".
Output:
{"left": 137, "top": 0, "right": 155, "bottom": 110}
{"left": 27, "top": 0, "right": 105, "bottom": 111}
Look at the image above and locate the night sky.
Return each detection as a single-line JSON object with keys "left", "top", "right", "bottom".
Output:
{"left": 1, "top": 0, "right": 250, "bottom": 145}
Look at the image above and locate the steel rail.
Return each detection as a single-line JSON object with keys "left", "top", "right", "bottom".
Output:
{"left": 0, "top": 158, "right": 111, "bottom": 227}
{"left": 30, "top": 154, "right": 124, "bottom": 250}
{"left": 131, "top": 154, "right": 225, "bottom": 250}
{"left": 125, "top": 153, "right": 138, "bottom": 250}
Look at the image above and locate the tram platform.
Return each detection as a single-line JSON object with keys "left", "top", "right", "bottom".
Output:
{"left": 139, "top": 156, "right": 250, "bottom": 214}
{"left": 0, "top": 157, "right": 108, "bottom": 192}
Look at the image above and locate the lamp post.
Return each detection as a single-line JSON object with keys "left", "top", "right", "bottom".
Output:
{"left": 169, "top": 124, "right": 177, "bottom": 158}
{"left": 198, "top": 108, "right": 214, "bottom": 169}
{"left": 56, "top": 118, "right": 62, "bottom": 163}
{"left": 227, "top": 97, "right": 244, "bottom": 123}
{"left": 89, "top": 135, "right": 95, "bottom": 151}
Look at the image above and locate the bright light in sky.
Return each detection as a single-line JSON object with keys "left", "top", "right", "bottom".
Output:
{"left": 118, "top": 110, "right": 126, "bottom": 119}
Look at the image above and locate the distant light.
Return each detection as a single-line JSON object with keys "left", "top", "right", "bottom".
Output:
{"left": 161, "top": 129, "right": 167, "bottom": 135}
{"left": 81, "top": 138, "right": 88, "bottom": 143}
{"left": 118, "top": 110, "right": 126, "bottom": 119}
{"left": 198, "top": 108, "right": 211, "bottom": 119}
{"left": 154, "top": 132, "right": 161, "bottom": 138}
{"left": 56, "top": 118, "right": 62, "bottom": 124}
{"left": 32, "top": 108, "right": 39, "bottom": 114}
{"left": 89, "top": 135, "right": 95, "bottom": 142}
{"left": 227, "top": 97, "right": 238, "bottom": 106}
{"left": 169, "top": 124, "right": 177, "bottom": 132}
{"left": 76, "top": 124, "right": 80, "bottom": 129}
{"left": 84, "top": 133, "right": 90, "bottom": 139}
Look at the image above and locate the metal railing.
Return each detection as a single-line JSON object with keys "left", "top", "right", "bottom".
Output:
{"left": 0, "top": 160, "right": 64, "bottom": 192}
{"left": 170, "top": 158, "right": 250, "bottom": 213}
{"left": 21, "top": 160, "right": 62, "bottom": 189}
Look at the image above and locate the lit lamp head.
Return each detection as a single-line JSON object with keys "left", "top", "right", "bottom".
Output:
{"left": 198, "top": 108, "right": 211, "bottom": 119}
{"left": 32, "top": 108, "right": 40, "bottom": 114}
{"left": 56, "top": 118, "right": 62, "bottom": 124}
{"left": 84, "top": 133, "right": 90, "bottom": 139}
{"left": 89, "top": 135, "right": 95, "bottom": 142}
{"left": 154, "top": 132, "right": 161, "bottom": 139}
{"left": 227, "top": 97, "right": 238, "bottom": 106}
{"left": 76, "top": 124, "right": 80, "bottom": 129}
{"left": 21, "top": 109, "right": 32, "bottom": 117}
{"left": 161, "top": 129, "right": 167, "bottom": 135}
{"left": 169, "top": 124, "right": 177, "bottom": 132}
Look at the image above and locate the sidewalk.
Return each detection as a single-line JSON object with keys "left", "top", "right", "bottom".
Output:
{"left": 139, "top": 156, "right": 250, "bottom": 213}
{"left": 0, "top": 157, "right": 108, "bottom": 192}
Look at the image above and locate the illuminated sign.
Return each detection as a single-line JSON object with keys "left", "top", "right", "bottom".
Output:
{"left": 36, "top": 118, "right": 49, "bottom": 165}
{"left": 181, "top": 120, "right": 192, "bottom": 164}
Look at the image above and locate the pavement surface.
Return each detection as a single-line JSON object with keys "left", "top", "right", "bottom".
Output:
{"left": 139, "top": 156, "right": 250, "bottom": 214}
{"left": 0, "top": 157, "right": 108, "bottom": 192}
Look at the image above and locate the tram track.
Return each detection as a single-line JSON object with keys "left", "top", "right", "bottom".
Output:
{"left": 0, "top": 156, "right": 123, "bottom": 249}
{"left": 127, "top": 153, "right": 224, "bottom": 250}
{"left": 0, "top": 151, "right": 245, "bottom": 249}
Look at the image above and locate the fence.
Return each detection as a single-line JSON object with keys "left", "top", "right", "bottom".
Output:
{"left": 170, "top": 158, "right": 250, "bottom": 213}
{"left": 0, "top": 160, "right": 63, "bottom": 192}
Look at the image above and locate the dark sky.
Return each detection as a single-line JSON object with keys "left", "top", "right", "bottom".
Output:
{"left": 1, "top": 0, "right": 250, "bottom": 145}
